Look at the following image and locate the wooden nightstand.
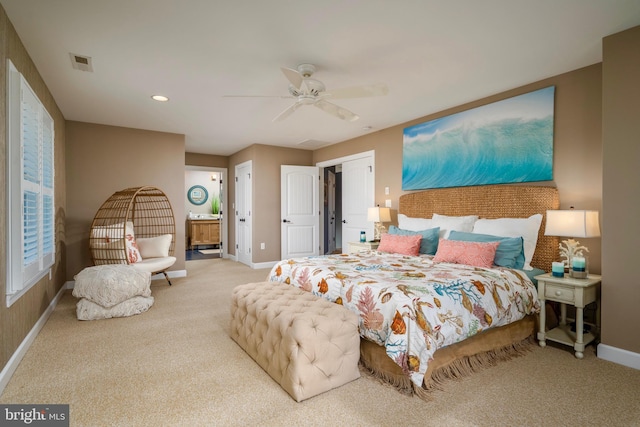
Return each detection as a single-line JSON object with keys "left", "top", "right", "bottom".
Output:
{"left": 347, "top": 241, "right": 380, "bottom": 254}
{"left": 535, "top": 272, "right": 601, "bottom": 359}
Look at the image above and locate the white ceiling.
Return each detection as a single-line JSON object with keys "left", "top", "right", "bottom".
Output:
{"left": 2, "top": 1, "right": 639, "bottom": 156}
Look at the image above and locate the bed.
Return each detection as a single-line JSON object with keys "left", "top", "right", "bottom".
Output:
{"left": 268, "top": 184, "right": 559, "bottom": 399}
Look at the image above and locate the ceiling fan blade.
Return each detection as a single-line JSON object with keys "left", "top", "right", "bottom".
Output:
{"left": 322, "top": 83, "right": 389, "bottom": 99}
{"left": 223, "top": 95, "right": 294, "bottom": 99}
{"left": 281, "top": 67, "right": 303, "bottom": 90}
{"left": 272, "top": 102, "right": 302, "bottom": 122}
{"left": 314, "top": 99, "right": 359, "bottom": 122}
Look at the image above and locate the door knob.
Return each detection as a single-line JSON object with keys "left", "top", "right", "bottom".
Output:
{"left": 342, "top": 220, "right": 347, "bottom": 223}
{"left": 283, "top": 219, "right": 291, "bottom": 223}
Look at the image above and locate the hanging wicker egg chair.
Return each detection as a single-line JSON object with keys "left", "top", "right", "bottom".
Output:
{"left": 89, "top": 186, "right": 177, "bottom": 285}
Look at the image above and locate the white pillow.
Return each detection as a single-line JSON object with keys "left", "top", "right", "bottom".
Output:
{"left": 397, "top": 214, "right": 434, "bottom": 232}
{"left": 136, "top": 234, "right": 172, "bottom": 259}
{"left": 432, "top": 213, "right": 479, "bottom": 239}
{"left": 472, "top": 214, "right": 543, "bottom": 271}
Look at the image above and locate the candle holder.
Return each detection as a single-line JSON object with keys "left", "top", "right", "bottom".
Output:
{"left": 570, "top": 256, "right": 588, "bottom": 279}
{"left": 551, "top": 261, "right": 565, "bottom": 278}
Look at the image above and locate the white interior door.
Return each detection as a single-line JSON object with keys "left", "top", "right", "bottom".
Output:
{"left": 327, "top": 170, "right": 336, "bottom": 254}
{"left": 341, "top": 157, "right": 374, "bottom": 251}
{"left": 281, "top": 165, "right": 320, "bottom": 259}
{"left": 235, "top": 161, "right": 252, "bottom": 266}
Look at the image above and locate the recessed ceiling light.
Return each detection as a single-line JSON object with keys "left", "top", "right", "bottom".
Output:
{"left": 151, "top": 95, "right": 169, "bottom": 102}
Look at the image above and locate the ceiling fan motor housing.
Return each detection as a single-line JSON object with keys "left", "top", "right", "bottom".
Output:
{"left": 288, "top": 78, "right": 325, "bottom": 97}
{"left": 296, "top": 63, "right": 316, "bottom": 78}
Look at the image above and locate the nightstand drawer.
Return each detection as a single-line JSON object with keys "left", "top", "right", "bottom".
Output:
{"left": 545, "top": 284, "right": 574, "bottom": 304}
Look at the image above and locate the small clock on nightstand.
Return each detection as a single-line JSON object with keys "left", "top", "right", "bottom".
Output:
{"left": 535, "top": 272, "right": 601, "bottom": 359}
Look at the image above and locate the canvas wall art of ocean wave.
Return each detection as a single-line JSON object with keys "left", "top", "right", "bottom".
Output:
{"left": 402, "top": 86, "right": 555, "bottom": 190}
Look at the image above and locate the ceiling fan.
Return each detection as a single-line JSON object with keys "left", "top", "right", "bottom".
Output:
{"left": 225, "top": 64, "right": 388, "bottom": 122}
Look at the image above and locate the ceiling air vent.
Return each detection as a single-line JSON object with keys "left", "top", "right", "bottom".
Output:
{"left": 69, "top": 53, "right": 93, "bottom": 72}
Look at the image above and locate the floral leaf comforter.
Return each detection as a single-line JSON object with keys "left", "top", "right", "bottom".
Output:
{"left": 268, "top": 250, "right": 540, "bottom": 386}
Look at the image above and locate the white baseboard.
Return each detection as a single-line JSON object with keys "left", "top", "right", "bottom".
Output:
{"left": 597, "top": 343, "right": 640, "bottom": 370}
{"left": 223, "top": 256, "right": 274, "bottom": 270}
{"left": 0, "top": 282, "right": 70, "bottom": 395}
{"left": 252, "top": 261, "right": 278, "bottom": 270}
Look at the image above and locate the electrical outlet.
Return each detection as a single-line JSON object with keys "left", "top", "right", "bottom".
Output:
{"left": 260, "top": 242, "right": 265, "bottom": 250}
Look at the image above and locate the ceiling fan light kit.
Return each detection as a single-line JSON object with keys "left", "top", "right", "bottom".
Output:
{"left": 225, "top": 63, "right": 388, "bottom": 122}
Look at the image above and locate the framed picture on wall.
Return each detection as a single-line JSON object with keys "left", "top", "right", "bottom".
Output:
{"left": 402, "top": 86, "right": 555, "bottom": 190}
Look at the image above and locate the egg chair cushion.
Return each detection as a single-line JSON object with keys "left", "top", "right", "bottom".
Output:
{"left": 131, "top": 256, "right": 177, "bottom": 274}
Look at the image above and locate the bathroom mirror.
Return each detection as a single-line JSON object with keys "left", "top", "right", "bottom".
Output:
{"left": 187, "top": 185, "right": 208, "bottom": 205}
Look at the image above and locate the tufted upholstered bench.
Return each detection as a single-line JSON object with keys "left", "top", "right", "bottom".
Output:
{"left": 230, "top": 281, "right": 361, "bottom": 402}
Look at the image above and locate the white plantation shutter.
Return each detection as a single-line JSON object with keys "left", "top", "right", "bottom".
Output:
{"left": 6, "top": 59, "right": 55, "bottom": 306}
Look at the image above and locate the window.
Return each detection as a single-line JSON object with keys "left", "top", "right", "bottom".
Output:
{"left": 6, "top": 59, "right": 55, "bottom": 307}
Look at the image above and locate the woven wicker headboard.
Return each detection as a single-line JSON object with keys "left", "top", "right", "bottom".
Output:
{"left": 398, "top": 185, "right": 560, "bottom": 272}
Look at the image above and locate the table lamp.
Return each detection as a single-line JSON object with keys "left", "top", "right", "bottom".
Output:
{"left": 367, "top": 206, "right": 391, "bottom": 241}
{"left": 544, "top": 209, "right": 600, "bottom": 277}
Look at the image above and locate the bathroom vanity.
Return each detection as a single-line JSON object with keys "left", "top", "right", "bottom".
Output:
{"left": 188, "top": 216, "right": 221, "bottom": 250}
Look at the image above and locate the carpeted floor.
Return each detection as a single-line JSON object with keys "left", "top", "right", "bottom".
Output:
{"left": 1, "top": 258, "right": 639, "bottom": 426}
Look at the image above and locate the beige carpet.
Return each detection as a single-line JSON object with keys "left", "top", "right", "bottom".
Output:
{"left": 2, "top": 258, "right": 639, "bottom": 427}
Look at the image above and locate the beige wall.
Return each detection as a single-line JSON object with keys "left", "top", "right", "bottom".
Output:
{"left": 227, "top": 144, "right": 313, "bottom": 263}
{"left": 185, "top": 152, "right": 228, "bottom": 169}
{"left": 602, "top": 25, "right": 640, "bottom": 354}
{"left": 0, "top": 7, "right": 67, "bottom": 372}
{"left": 65, "top": 121, "right": 186, "bottom": 280}
{"left": 314, "top": 64, "right": 604, "bottom": 274}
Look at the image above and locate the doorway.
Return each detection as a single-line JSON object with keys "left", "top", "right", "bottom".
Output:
{"left": 318, "top": 151, "right": 375, "bottom": 254}
{"left": 324, "top": 167, "right": 340, "bottom": 254}
{"left": 184, "top": 166, "right": 228, "bottom": 261}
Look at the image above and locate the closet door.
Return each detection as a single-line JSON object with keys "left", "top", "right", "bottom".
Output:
{"left": 281, "top": 165, "right": 319, "bottom": 259}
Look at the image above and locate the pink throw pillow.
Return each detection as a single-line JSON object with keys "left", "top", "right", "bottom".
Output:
{"left": 433, "top": 239, "right": 500, "bottom": 268}
{"left": 377, "top": 233, "right": 422, "bottom": 256}
{"left": 126, "top": 234, "right": 142, "bottom": 263}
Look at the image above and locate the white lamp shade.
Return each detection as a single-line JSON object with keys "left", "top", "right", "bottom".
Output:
{"left": 367, "top": 207, "right": 391, "bottom": 223}
{"left": 544, "top": 210, "right": 600, "bottom": 238}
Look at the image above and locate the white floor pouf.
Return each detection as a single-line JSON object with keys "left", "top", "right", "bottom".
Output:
{"left": 72, "top": 264, "right": 153, "bottom": 320}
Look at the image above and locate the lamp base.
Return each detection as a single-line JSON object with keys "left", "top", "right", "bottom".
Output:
{"left": 373, "top": 222, "right": 387, "bottom": 241}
